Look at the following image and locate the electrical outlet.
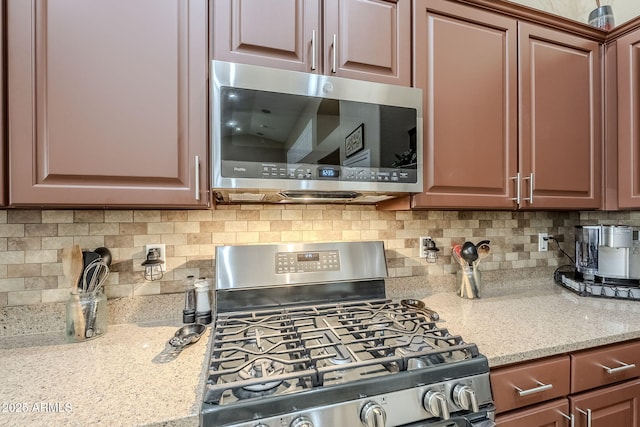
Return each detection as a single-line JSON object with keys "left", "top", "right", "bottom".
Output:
{"left": 419, "top": 236, "right": 431, "bottom": 258}
{"left": 538, "top": 233, "right": 548, "bottom": 252}
{"left": 144, "top": 243, "right": 166, "bottom": 272}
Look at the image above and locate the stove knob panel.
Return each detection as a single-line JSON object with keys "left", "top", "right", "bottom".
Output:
{"left": 452, "top": 384, "right": 480, "bottom": 413}
{"left": 360, "top": 401, "right": 387, "bottom": 427}
{"left": 290, "top": 416, "right": 313, "bottom": 427}
{"left": 423, "top": 390, "right": 450, "bottom": 420}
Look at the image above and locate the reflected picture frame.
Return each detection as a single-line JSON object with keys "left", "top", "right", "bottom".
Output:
{"left": 345, "top": 124, "right": 364, "bottom": 158}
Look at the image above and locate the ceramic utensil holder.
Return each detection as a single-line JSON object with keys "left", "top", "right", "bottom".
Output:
{"left": 65, "top": 290, "right": 108, "bottom": 342}
{"left": 457, "top": 266, "right": 481, "bottom": 299}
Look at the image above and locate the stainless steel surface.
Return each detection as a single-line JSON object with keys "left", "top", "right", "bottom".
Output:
{"left": 510, "top": 172, "right": 521, "bottom": 206}
{"left": 215, "top": 241, "right": 387, "bottom": 291}
{"left": 515, "top": 381, "right": 553, "bottom": 397}
{"left": 575, "top": 225, "right": 640, "bottom": 281}
{"left": 210, "top": 60, "right": 424, "bottom": 204}
{"left": 203, "top": 241, "right": 493, "bottom": 427}
{"left": 194, "top": 155, "right": 200, "bottom": 201}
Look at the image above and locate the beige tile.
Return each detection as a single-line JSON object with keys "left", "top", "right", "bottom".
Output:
{"left": 0, "top": 224, "right": 25, "bottom": 238}
{"left": 187, "top": 210, "right": 213, "bottom": 222}
{"left": 291, "top": 221, "right": 313, "bottom": 231}
{"left": 25, "top": 249, "right": 58, "bottom": 264}
{"left": 8, "top": 210, "right": 41, "bottom": 224}
{"left": 212, "top": 232, "right": 237, "bottom": 245}
{"left": 311, "top": 220, "right": 332, "bottom": 231}
{"left": 147, "top": 222, "right": 175, "bottom": 235}
{"left": 74, "top": 210, "right": 105, "bottom": 223}
{"left": 237, "top": 210, "right": 260, "bottom": 220}
{"left": 0, "top": 238, "right": 6, "bottom": 251}
{"left": 341, "top": 230, "right": 361, "bottom": 241}
{"left": 134, "top": 210, "right": 162, "bottom": 223}
{"left": 89, "top": 223, "right": 120, "bottom": 235}
{"left": 259, "top": 232, "right": 281, "bottom": 242}
{"left": 0, "top": 278, "right": 25, "bottom": 292}
{"left": 58, "top": 223, "right": 89, "bottom": 236}
{"left": 118, "top": 223, "right": 147, "bottom": 235}
{"left": 260, "top": 210, "right": 282, "bottom": 221}
{"left": 175, "top": 222, "right": 200, "bottom": 234}
{"left": 301, "top": 210, "right": 323, "bottom": 221}
{"left": 7, "top": 289, "right": 42, "bottom": 305}
{"left": 134, "top": 281, "right": 161, "bottom": 296}
{"left": 225, "top": 221, "right": 248, "bottom": 232}
{"left": 281, "top": 231, "right": 303, "bottom": 242}
{"left": 41, "top": 263, "right": 63, "bottom": 277}
{"left": 0, "top": 211, "right": 6, "bottom": 224}
{"left": 74, "top": 237, "right": 105, "bottom": 250}
{"left": 7, "top": 264, "right": 40, "bottom": 278}
{"left": 41, "top": 288, "right": 71, "bottom": 304}
{"left": 105, "top": 210, "right": 134, "bottom": 223}
{"left": 104, "top": 235, "right": 134, "bottom": 249}
{"left": 187, "top": 233, "right": 212, "bottom": 245}
{"left": 7, "top": 237, "right": 41, "bottom": 251}
{"left": 282, "top": 210, "right": 303, "bottom": 220}
{"left": 25, "top": 276, "right": 57, "bottom": 290}
{"left": 41, "top": 236, "right": 74, "bottom": 250}
{"left": 0, "top": 251, "right": 25, "bottom": 265}
{"left": 247, "top": 221, "right": 270, "bottom": 232}
{"left": 201, "top": 221, "right": 226, "bottom": 232}
{"left": 236, "top": 232, "right": 260, "bottom": 243}
{"left": 42, "top": 210, "right": 74, "bottom": 223}
{"left": 211, "top": 210, "right": 237, "bottom": 221}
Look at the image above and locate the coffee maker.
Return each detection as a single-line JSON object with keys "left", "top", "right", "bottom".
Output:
{"left": 575, "top": 225, "right": 640, "bottom": 283}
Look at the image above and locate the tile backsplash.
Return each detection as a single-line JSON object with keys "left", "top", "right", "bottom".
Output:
{"left": 0, "top": 206, "right": 587, "bottom": 307}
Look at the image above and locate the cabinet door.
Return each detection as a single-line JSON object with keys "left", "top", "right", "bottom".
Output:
{"left": 519, "top": 22, "right": 602, "bottom": 209}
{"left": 0, "top": 0, "right": 5, "bottom": 207}
{"left": 496, "top": 399, "right": 571, "bottom": 427}
{"left": 570, "top": 379, "right": 640, "bottom": 427}
{"left": 8, "top": 0, "right": 208, "bottom": 207}
{"left": 412, "top": 0, "right": 518, "bottom": 208}
{"left": 324, "top": 0, "right": 410, "bottom": 86}
{"left": 212, "top": 0, "right": 321, "bottom": 72}
{"left": 617, "top": 27, "right": 640, "bottom": 209}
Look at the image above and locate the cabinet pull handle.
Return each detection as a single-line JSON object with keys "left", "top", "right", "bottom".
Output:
{"left": 514, "top": 380, "right": 553, "bottom": 397}
{"left": 331, "top": 34, "right": 337, "bottom": 73}
{"left": 194, "top": 155, "right": 200, "bottom": 201}
{"left": 601, "top": 360, "right": 636, "bottom": 374}
{"left": 522, "top": 172, "right": 534, "bottom": 204}
{"left": 576, "top": 408, "right": 592, "bottom": 427}
{"left": 510, "top": 172, "right": 521, "bottom": 206}
{"left": 311, "top": 30, "right": 317, "bottom": 70}
{"left": 559, "top": 411, "right": 574, "bottom": 427}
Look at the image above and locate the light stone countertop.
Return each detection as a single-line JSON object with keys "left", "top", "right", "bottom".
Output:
{"left": 2, "top": 279, "right": 640, "bottom": 426}
{"left": 0, "top": 321, "right": 211, "bottom": 427}
{"left": 420, "top": 280, "right": 640, "bottom": 367}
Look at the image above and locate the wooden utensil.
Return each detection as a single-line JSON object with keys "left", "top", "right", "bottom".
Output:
{"left": 63, "top": 245, "right": 86, "bottom": 340}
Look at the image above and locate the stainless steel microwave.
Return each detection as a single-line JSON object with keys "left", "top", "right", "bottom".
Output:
{"left": 211, "top": 60, "right": 423, "bottom": 203}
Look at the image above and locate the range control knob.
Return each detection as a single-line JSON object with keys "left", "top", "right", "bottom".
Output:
{"left": 423, "top": 390, "right": 450, "bottom": 420}
{"left": 453, "top": 384, "right": 480, "bottom": 413}
{"left": 360, "top": 401, "right": 387, "bottom": 427}
{"left": 290, "top": 416, "right": 313, "bottom": 427}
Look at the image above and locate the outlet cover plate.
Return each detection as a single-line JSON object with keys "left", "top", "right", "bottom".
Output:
{"left": 144, "top": 243, "right": 166, "bottom": 272}
{"left": 538, "top": 233, "right": 548, "bottom": 252}
{"left": 419, "top": 236, "right": 431, "bottom": 258}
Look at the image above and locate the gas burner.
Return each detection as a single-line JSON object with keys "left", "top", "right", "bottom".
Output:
{"left": 237, "top": 358, "right": 285, "bottom": 391}
{"left": 244, "top": 327, "right": 267, "bottom": 342}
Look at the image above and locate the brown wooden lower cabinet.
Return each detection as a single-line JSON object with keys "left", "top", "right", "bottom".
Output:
{"left": 496, "top": 398, "right": 571, "bottom": 427}
{"left": 492, "top": 340, "right": 640, "bottom": 427}
{"left": 570, "top": 379, "right": 640, "bottom": 427}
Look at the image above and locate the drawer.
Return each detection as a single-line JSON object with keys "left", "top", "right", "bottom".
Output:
{"left": 491, "top": 355, "right": 570, "bottom": 413}
{"left": 496, "top": 398, "right": 570, "bottom": 427}
{"left": 571, "top": 340, "right": 640, "bottom": 393}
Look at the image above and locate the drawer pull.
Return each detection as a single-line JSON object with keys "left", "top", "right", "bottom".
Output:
{"left": 577, "top": 408, "right": 592, "bottom": 427}
{"left": 514, "top": 381, "right": 553, "bottom": 397}
{"left": 602, "top": 361, "right": 636, "bottom": 374}
{"left": 559, "top": 411, "right": 574, "bottom": 427}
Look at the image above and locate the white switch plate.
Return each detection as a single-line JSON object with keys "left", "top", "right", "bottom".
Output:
{"left": 144, "top": 243, "right": 166, "bottom": 272}
{"left": 538, "top": 233, "right": 548, "bottom": 252}
{"left": 419, "top": 236, "right": 431, "bottom": 258}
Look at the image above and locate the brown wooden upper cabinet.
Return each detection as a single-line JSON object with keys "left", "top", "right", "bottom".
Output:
{"left": 412, "top": 0, "right": 602, "bottom": 210}
{"left": 212, "top": 0, "right": 411, "bottom": 86}
{"left": 7, "top": 0, "right": 209, "bottom": 207}
{"left": 615, "top": 26, "right": 640, "bottom": 209}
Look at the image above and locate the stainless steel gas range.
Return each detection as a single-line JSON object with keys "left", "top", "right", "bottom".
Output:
{"left": 201, "top": 241, "right": 495, "bottom": 427}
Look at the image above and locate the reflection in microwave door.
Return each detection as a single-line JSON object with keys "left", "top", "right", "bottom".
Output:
{"left": 345, "top": 124, "right": 364, "bottom": 158}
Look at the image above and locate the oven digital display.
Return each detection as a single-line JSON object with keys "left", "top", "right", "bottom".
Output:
{"left": 297, "top": 252, "right": 320, "bottom": 262}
